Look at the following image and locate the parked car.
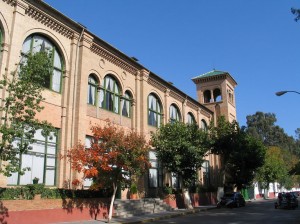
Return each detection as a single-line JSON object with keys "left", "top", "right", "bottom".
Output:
{"left": 275, "top": 192, "right": 298, "bottom": 209}
{"left": 217, "top": 192, "right": 246, "bottom": 208}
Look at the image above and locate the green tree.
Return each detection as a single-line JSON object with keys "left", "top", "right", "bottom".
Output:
{"left": 245, "top": 112, "right": 300, "bottom": 189}
{"left": 255, "top": 147, "right": 287, "bottom": 194}
{"left": 0, "top": 51, "right": 53, "bottom": 176}
{"left": 151, "top": 121, "right": 210, "bottom": 208}
{"left": 209, "top": 116, "right": 266, "bottom": 190}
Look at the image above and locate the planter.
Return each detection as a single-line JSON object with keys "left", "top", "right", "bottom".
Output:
{"left": 32, "top": 179, "right": 39, "bottom": 184}
{"left": 130, "top": 193, "right": 138, "bottom": 200}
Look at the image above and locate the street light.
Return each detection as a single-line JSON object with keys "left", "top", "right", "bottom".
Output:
{"left": 275, "top": 90, "right": 300, "bottom": 96}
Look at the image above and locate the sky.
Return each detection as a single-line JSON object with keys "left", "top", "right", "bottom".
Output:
{"left": 44, "top": 0, "right": 300, "bottom": 137}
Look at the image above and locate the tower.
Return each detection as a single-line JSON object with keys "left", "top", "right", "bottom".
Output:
{"left": 192, "top": 70, "right": 238, "bottom": 122}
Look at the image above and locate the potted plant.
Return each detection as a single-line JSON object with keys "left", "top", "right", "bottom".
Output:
{"left": 130, "top": 183, "right": 138, "bottom": 199}
{"left": 33, "top": 177, "right": 39, "bottom": 184}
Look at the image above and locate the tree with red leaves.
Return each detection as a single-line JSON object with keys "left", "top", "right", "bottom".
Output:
{"left": 67, "top": 120, "right": 150, "bottom": 222}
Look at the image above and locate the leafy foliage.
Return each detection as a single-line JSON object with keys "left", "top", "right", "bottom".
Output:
{"left": 151, "top": 121, "right": 210, "bottom": 188}
{"left": 209, "top": 116, "right": 266, "bottom": 189}
{"left": 67, "top": 120, "right": 150, "bottom": 222}
{"left": 255, "top": 147, "right": 287, "bottom": 189}
{"left": 0, "top": 51, "right": 53, "bottom": 176}
{"left": 291, "top": 8, "right": 300, "bottom": 22}
{"left": 68, "top": 121, "right": 150, "bottom": 189}
{"left": 245, "top": 112, "right": 300, "bottom": 189}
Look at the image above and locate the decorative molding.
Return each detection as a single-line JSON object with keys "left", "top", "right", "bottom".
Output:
{"left": 186, "top": 101, "right": 199, "bottom": 111}
{"left": 2, "top": 0, "right": 16, "bottom": 6}
{"left": 148, "top": 77, "right": 166, "bottom": 92}
{"left": 200, "top": 109, "right": 211, "bottom": 118}
{"left": 90, "top": 43, "right": 138, "bottom": 75}
{"left": 169, "top": 91, "right": 184, "bottom": 103}
{"left": 25, "top": 5, "right": 74, "bottom": 39}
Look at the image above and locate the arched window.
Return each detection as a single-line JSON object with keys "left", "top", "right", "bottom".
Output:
{"left": 21, "top": 34, "right": 63, "bottom": 92}
{"left": 187, "top": 112, "right": 196, "bottom": 124}
{"left": 122, "top": 91, "right": 132, "bottom": 118}
{"left": 99, "top": 75, "right": 121, "bottom": 113}
{"left": 169, "top": 104, "right": 181, "bottom": 123}
{"left": 148, "top": 94, "right": 163, "bottom": 127}
{"left": 213, "top": 88, "right": 222, "bottom": 102}
{"left": 201, "top": 119, "right": 208, "bottom": 131}
{"left": 203, "top": 90, "right": 211, "bottom": 103}
{"left": 87, "top": 74, "right": 98, "bottom": 105}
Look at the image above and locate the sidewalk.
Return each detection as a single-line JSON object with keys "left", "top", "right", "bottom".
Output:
{"left": 54, "top": 205, "right": 217, "bottom": 224}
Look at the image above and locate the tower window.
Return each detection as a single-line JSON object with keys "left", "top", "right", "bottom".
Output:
{"left": 203, "top": 90, "right": 212, "bottom": 103}
{"left": 213, "top": 88, "right": 222, "bottom": 102}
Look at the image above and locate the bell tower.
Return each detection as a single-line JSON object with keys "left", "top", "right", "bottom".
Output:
{"left": 192, "top": 70, "right": 238, "bottom": 122}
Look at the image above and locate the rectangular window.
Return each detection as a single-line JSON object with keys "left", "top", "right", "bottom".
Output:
{"left": 149, "top": 151, "right": 162, "bottom": 188}
{"left": 202, "top": 160, "right": 210, "bottom": 186}
{"left": 83, "top": 136, "right": 93, "bottom": 188}
{"left": 8, "top": 129, "right": 58, "bottom": 186}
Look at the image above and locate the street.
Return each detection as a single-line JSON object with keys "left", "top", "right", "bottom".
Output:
{"left": 147, "top": 199, "right": 300, "bottom": 224}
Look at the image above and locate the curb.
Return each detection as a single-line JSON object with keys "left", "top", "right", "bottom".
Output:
{"left": 119, "top": 206, "right": 217, "bottom": 224}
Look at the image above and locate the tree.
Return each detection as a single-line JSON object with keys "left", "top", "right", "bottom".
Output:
{"left": 291, "top": 8, "right": 300, "bottom": 21}
{"left": 67, "top": 121, "right": 150, "bottom": 223}
{"left": 151, "top": 121, "right": 210, "bottom": 208}
{"left": 245, "top": 112, "right": 300, "bottom": 189}
{"left": 209, "top": 116, "right": 266, "bottom": 190}
{"left": 245, "top": 112, "right": 299, "bottom": 154}
{"left": 0, "top": 51, "right": 53, "bottom": 176}
{"left": 255, "top": 146, "right": 287, "bottom": 194}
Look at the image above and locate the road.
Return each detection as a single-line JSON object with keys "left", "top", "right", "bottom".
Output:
{"left": 147, "top": 199, "right": 300, "bottom": 224}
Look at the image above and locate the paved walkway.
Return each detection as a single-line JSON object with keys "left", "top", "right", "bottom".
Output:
{"left": 54, "top": 205, "right": 216, "bottom": 224}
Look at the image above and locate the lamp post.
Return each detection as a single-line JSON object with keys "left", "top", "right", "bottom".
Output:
{"left": 275, "top": 90, "right": 300, "bottom": 96}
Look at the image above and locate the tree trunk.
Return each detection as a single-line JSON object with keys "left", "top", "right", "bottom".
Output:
{"left": 182, "top": 188, "right": 193, "bottom": 209}
{"left": 107, "top": 183, "right": 117, "bottom": 223}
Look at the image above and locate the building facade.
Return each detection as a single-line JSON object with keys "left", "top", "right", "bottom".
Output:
{"left": 0, "top": 0, "right": 237, "bottom": 197}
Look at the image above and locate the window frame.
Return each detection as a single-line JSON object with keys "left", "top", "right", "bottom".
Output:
{"left": 99, "top": 75, "right": 121, "bottom": 114}
{"left": 121, "top": 90, "right": 132, "bottom": 118}
{"left": 187, "top": 112, "right": 196, "bottom": 124}
{"left": 169, "top": 104, "right": 181, "bottom": 123}
{"left": 148, "top": 151, "right": 162, "bottom": 188}
{"left": 8, "top": 129, "right": 58, "bottom": 186}
{"left": 201, "top": 119, "right": 208, "bottom": 131}
{"left": 87, "top": 74, "right": 98, "bottom": 106}
{"left": 21, "top": 34, "right": 64, "bottom": 93}
{"left": 148, "top": 94, "right": 163, "bottom": 127}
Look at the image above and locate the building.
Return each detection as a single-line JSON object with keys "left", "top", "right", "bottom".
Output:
{"left": 0, "top": 0, "right": 237, "bottom": 197}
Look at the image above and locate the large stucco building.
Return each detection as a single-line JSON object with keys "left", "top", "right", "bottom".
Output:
{"left": 0, "top": 0, "right": 237, "bottom": 197}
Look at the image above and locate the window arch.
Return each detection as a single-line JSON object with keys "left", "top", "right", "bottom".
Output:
{"left": 201, "top": 119, "right": 208, "bottom": 131}
{"left": 213, "top": 88, "right": 222, "bottom": 102}
{"left": 169, "top": 104, "right": 181, "bottom": 123}
{"left": 148, "top": 93, "right": 163, "bottom": 127}
{"left": 87, "top": 74, "right": 98, "bottom": 105}
{"left": 203, "top": 90, "right": 212, "bottom": 103}
{"left": 99, "top": 75, "right": 121, "bottom": 113}
{"left": 187, "top": 112, "right": 196, "bottom": 124}
{"left": 122, "top": 90, "right": 132, "bottom": 118}
{"left": 21, "top": 34, "right": 63, "bottom": 92}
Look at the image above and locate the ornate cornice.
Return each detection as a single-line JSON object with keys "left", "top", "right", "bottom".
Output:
{"left": 186, "top": 101, "right": 199, "bottom": 111}
{"left": 148, "top": 77, "right": 167, "bottom": 92}
{"left": 2, "top": 0, "right": 16, "bottom": 6}
{"left": 201, "top": 109, "right": 211, "bottom": 118}
{"left": 90, "top": 43, "right": 138, "bottom": 75}
{"left": 169, "top": 91, "right": 184, "bottom": 103}
{"left": 25, "top": 5, "right": 74, "bottom": 39}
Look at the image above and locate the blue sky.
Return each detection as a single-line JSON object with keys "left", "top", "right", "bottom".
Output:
{"left": 44, "top": 0, "right": 300, "bottom": 137}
